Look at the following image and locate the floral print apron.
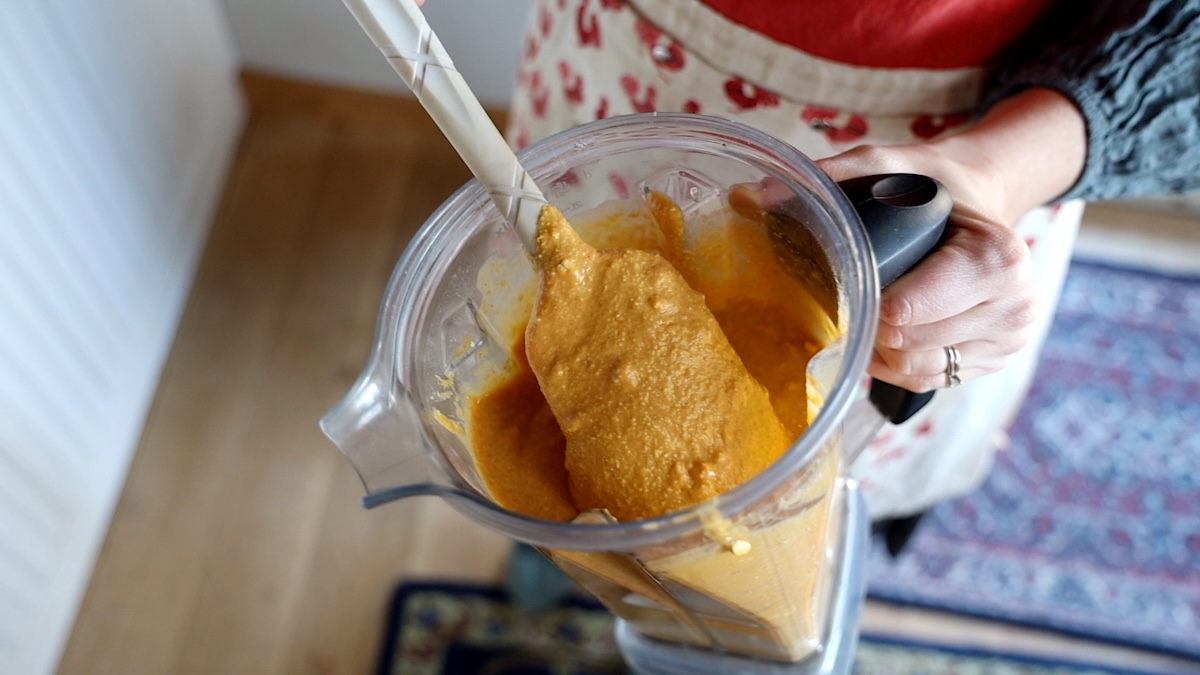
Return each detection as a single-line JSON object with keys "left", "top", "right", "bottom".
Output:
{"left": 506, "top": 0, "right": 1083, "bottom": 519}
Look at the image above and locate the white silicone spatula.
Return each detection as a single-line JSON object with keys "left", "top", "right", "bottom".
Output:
{"left": 341, "top": 0, "right": 544, "bottom": 250}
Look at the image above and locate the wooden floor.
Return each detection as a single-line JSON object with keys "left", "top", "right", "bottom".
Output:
{"left": 56, "top": 72, "right": 515, "bottom": 675}
{"left": 59, "top": 72, "right": 1197, "bottom": 675}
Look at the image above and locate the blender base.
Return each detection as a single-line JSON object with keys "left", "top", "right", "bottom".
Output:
{"left": 613, "top": 481, "right": 869, "bottom": 675}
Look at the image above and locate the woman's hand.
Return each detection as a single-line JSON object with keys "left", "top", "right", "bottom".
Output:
{"left": 816, "top": 87, "right": 1086, "bottom": 392}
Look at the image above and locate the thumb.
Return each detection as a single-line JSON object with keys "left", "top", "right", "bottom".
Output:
{"left": 815, "top": 144, "right": 938, "bottom": 184}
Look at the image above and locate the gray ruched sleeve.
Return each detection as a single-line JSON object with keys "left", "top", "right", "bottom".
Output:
{"left": 981, "top": 0, "right": 1200, "bottom": 202}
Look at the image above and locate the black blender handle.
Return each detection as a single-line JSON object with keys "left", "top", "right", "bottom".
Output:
{"left": 837, "top": 174, "right": 952, "bottom": 424}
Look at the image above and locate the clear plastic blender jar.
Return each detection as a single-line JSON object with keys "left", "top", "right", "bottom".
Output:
{"left": 321, "top": 113, "right": 946, "bottom": 666}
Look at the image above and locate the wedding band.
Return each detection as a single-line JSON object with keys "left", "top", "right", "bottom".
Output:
{"left": 944, "top": 345, "right": 962, "bottom": 388}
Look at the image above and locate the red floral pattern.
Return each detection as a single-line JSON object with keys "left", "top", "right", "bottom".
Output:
{"left": 576, "top": 0, "right": 601, "bottom": 47}
{"left": 801, "top": 105, "right": 869, "bottom": 143}
{"left": 558, "top": 60, "right": 584, "bottom": 104}
{"left": 619, "top": 74, "right": 657, "bottom": 113}
{"left": 528, "top": 70, "right": 550, "bottom": 118}
{"left": 635, "top": 19, "right": 686, "bottom": 71}
{"left": 505, "top": 0, "right": 1081, "bottom": 520}
{"left": 724, "top": 77, "right": 780, "bottom": 110}
{"left": 608, "top": 171, "right": 631, "bottom": 199}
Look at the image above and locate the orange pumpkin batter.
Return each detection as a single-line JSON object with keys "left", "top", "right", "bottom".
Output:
{"left": 470, "top": 196, "right": 831, "bottom": 523}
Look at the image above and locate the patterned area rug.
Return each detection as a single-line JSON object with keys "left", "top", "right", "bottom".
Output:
{"left": 867, "top": 260, "right": 1200, "bottom": 659}
{"left": 377, "top": 582, "right": 1150, "bottom": 674}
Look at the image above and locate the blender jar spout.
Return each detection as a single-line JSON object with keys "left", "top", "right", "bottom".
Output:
{"left": 320, "top": 365, "right": 435, "bottom": 500}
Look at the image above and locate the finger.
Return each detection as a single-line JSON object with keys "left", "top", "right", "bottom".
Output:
{"left": 874, "top": 341, "right": 1010, "bottom": 379}
{"left": 879, "top": 212, "right": 1032, "bottom": 328}
{"left": 815, "top": 144, "right": 938, "bottom": 183}
{"left": 868, "top": 341, "right": 1007, "bottom": 392}
{"left": 727, "top": 176, "right": 802, "bottom": 213}
{"left": 876, "top": 286, "right": 1037, "bottom": 353}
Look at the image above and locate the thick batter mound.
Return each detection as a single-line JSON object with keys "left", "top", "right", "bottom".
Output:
{"left": 524, "top": 205, "right": 791, "bottom": 520}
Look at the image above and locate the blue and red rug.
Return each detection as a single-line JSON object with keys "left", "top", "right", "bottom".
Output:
{"left": 379, "top": 582, "right": 1153, "bottom": 674}
{"left": 867, "top": 259, "right": 1200, "bottom": 659}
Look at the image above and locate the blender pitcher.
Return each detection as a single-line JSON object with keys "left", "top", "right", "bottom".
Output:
{"left": 320, "top": 114, "right": 948, "bottom": 670}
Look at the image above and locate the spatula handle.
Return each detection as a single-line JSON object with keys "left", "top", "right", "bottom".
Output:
{"left": 341, "top": 0, "right": 543, "bottom": 250}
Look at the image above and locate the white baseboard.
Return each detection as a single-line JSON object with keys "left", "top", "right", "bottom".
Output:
{"left": 1076, "top": 202, "right": 1200, "bottom": 276}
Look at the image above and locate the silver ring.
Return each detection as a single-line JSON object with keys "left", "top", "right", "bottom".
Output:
{"left": 944, "top": 345, "right": 962, "bottom": 388}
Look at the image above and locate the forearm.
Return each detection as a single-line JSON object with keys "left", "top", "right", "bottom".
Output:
{"left": 931, "top": 87, "right": 1086, "bottom": 224}
{"left": 981, "top": 0, "right": 1200, "bottom": 202}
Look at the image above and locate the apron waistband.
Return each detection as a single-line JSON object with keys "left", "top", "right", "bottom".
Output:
{"left": 627, "top": 0, "right": 986, "bottom": 115}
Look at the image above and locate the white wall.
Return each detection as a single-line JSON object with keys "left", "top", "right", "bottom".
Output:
{"left": 1, "top": 1, "right": 245, "bottom": 674}
{"left": 221, "top": 0, "right": 534, "bottom": 106}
